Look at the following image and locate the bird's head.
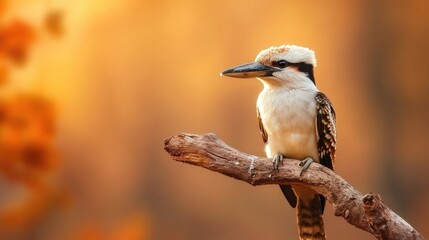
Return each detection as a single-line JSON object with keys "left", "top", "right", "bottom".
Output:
{"left": 221, "top": 45, "right": 317, "bottom": 89}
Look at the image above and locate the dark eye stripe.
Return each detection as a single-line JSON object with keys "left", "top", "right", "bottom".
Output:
{"left": 272, "top": 60, "right": 288, "bottom": 68}
{"left": 271, "top": 61, "right": 315, "bottom": 83}
{"left": 289, "top": 62, "right": 315, "bottom": 84}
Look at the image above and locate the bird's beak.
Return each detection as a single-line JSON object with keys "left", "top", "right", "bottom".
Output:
{"left": 221, "top": 62, "right": 277, "bottom": 78}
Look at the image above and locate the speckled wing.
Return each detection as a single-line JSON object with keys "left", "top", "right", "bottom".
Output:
{"left": 315, "top": 92, "right": 336, "bottom": 171}
{"left": 315, "top": 92, "right": 336, "bottom": 214}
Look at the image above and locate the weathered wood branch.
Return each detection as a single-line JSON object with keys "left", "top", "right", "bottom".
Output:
{"left": 164, "top": 133, "right": 424, "bottom": 240}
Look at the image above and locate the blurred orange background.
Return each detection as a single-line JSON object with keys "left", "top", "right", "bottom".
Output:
{"left": 0, "top": 0, "right": 428, "bottom": 239}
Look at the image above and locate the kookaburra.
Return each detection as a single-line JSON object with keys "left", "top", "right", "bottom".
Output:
{"left": 221, "top": 45, "right": 336, "bottom": 240}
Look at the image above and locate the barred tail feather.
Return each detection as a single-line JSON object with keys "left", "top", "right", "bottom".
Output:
{"left": 296, "top": 189, "right": 326, "bottom": 240}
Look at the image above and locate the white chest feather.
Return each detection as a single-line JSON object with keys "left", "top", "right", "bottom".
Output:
{"left": 257, "top": 88, "right": 319, "bottom": 161}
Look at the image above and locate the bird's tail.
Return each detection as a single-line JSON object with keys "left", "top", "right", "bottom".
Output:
{"left": 296, "top": 188, "right": 326, "bottom": 240}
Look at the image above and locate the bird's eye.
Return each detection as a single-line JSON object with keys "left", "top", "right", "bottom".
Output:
{"left": 276, "top": 60, "right": 288, "bottom": 68}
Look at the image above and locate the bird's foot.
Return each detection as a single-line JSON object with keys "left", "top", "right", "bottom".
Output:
{"left": 272, "top": 153, "right": 284, "bottom": 170}
{"left": 299, "top": 157, "right": 314, "bottom": 176}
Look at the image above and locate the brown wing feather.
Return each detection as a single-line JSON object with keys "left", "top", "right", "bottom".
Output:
{"left": 257, "top": 107, "right": 268, "bottom": 144}
{"left": 315, "top": 92, "right": 336, "bottom": 171}
{"left": 315, "top": 92, "right": 336, "bottom": 215}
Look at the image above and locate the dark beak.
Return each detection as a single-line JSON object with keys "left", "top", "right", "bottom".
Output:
{"left": 221, "top": 62, "right": 277, "bottom": 78}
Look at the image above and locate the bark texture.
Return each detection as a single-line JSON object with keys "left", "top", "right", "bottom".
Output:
{"left": 164, "top": 133, "right": 424, "bottom": 240}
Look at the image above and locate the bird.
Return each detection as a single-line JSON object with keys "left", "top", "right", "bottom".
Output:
{"left": 221, "top": 44, "right": 336, "bottom": 240}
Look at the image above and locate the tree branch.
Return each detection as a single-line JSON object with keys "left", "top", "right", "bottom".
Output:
{"left": 164, "top": 133, "right": 424, "bottom": 240}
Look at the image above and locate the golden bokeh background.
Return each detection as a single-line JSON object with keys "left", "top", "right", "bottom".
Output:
{"left": 0, "top": 0, "right": 428, "bottom": 239}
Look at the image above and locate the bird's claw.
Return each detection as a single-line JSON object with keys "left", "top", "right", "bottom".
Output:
{"left": 299, "top": 157, "right": 314, "bottom": 176}
{"left": 272, "top": 153, "right": 284, "bottom": 170}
